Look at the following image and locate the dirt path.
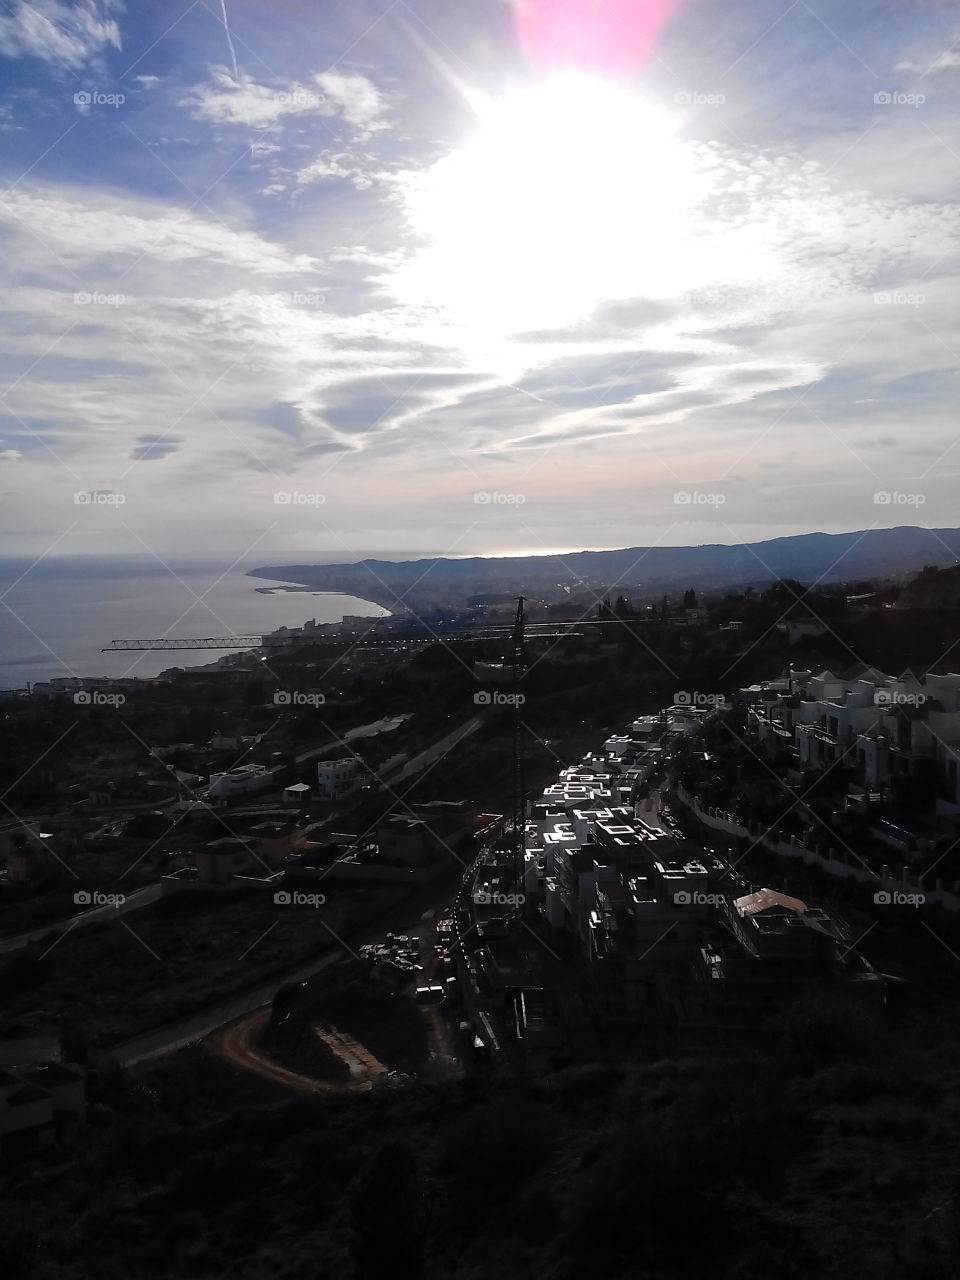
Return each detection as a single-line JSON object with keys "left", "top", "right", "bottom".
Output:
{"left": 214, "top": 1010, "right": 336, "bottom": 1094}
{"left": 211, "top": 1010, "right": 394, "bottom": 1094}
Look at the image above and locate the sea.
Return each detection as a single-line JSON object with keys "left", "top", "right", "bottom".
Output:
{"left": 0, "top": 554, "right": 401, "bottom": 687}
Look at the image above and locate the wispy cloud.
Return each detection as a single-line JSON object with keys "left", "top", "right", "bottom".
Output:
{"left": 0, "top": 0, "right": 122, "bottom": 71}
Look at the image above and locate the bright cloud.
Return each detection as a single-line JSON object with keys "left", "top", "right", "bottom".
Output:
{"left": 185, "top": 67, "right": 388, "bottom": 137}
{"left": 1, "top": 0, "right": 960, "bottom": 557}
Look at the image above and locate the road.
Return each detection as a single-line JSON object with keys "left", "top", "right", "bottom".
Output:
{"left": 211, "top": 909, "right": 461, "bottom": 1095}
{"left": 390, "top": 715, "right": 483, "bottom": 784}
{"left": 103, "top": 843, "right": 485, "bottom": 1069}
{"left": 294, "top": 713, "right": 410, "bottom": 764}
{"left": 214, "top": 1009, "right": 334, "bottom": 1094}
{"left": 0, "top": 882, "right": 163, "bottom": 956}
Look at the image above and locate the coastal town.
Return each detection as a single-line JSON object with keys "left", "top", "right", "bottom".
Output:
{"left": 4, "top": 554, "right": 960, "bottom": 1144}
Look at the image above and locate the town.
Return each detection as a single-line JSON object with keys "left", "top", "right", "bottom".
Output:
{"left": 3, "top": 564, "right": 960, "bottom": 1277}
{"left": 3, "top": 560, "right": 960, "bottom": 1110}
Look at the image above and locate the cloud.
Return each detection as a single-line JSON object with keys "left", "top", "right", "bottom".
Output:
{"left": 128, "top": 434, "right": 181, "bottom": 461}
{"left": 896, "top": 31, "right": 960, "bottom": 75}
{"left": 313, "top": 70, "right": 388, "bottom": 137}
{"left": 295, "top": 150, "right": 378, "bottom": 190}
{"left": 183, "top": 67, "right": 328, "bottom": 129}
{"left": 184, "top": 67, "right": 388, "bottom": 138}
{"left": 0, "top": 0, "right": 121, "bottom": 70}
{"left": 5, "top": 10, "right": 960, "bottom": 556}
{"left": 0, "top": 186, "right": 320, "bottom": 276}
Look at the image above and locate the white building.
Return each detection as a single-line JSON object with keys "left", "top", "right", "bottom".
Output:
{"left": 316, "top": 756, "right": 363, "bottom": 802}
{"left": 207, "top": 763, "right": 273, "bottom": 802}
{"left": 748, "top": 666, "right": 960, "bottom": 814}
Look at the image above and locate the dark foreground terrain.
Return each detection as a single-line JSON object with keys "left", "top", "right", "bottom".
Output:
{"left": 3, "top": 990, "right": 960, "bottom": 1280}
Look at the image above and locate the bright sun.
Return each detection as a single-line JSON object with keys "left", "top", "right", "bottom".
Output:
{"left": 392, "top": 72, "right": 713, "bottom": 338}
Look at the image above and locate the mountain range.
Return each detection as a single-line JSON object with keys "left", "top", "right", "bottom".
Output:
{"left": 250, "top": 526, "right": 960, "bottom": 610}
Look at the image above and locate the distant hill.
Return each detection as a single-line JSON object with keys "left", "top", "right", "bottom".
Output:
{"left": 251, "top": 526, "right": 960, "bottom": 609}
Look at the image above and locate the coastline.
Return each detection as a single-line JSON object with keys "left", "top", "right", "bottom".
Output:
{"left": 2, "top": 567, "right": 392, "bottom": 689}
{"left": 245, "top": 566, "right": 403, "bottom": 615}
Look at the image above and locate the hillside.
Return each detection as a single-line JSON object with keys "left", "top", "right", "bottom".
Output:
{"left": 251, "top": 526, "right": 960, "bottom": 609}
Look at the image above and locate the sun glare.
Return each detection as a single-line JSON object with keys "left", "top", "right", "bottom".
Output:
{"left": 392, "top": 72, "right": 712, "bottom": 338}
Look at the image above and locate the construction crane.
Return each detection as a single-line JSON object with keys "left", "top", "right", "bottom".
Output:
{"left": 511, "top": 596, "right": 526, "bottom": 901}
{"left": 100, "top": 636, "right": 437, "bottom": 652}
{"left": 101, "top": 625, "right": 594, "bottom": 652}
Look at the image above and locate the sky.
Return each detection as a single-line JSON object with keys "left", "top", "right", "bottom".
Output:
{"left": 2, "top": 0, "right": 960, "bottom": 567}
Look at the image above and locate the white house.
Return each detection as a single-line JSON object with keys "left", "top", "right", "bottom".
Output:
{"left": 207, "top": 763, "right": 273, "bottom": 802}
{"left": 316, "top": 756, "right": 363, "bottom": 802}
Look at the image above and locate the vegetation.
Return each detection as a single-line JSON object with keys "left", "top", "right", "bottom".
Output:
{"left": 3, "top": 1004, "right": 960, "bottom": 1279}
